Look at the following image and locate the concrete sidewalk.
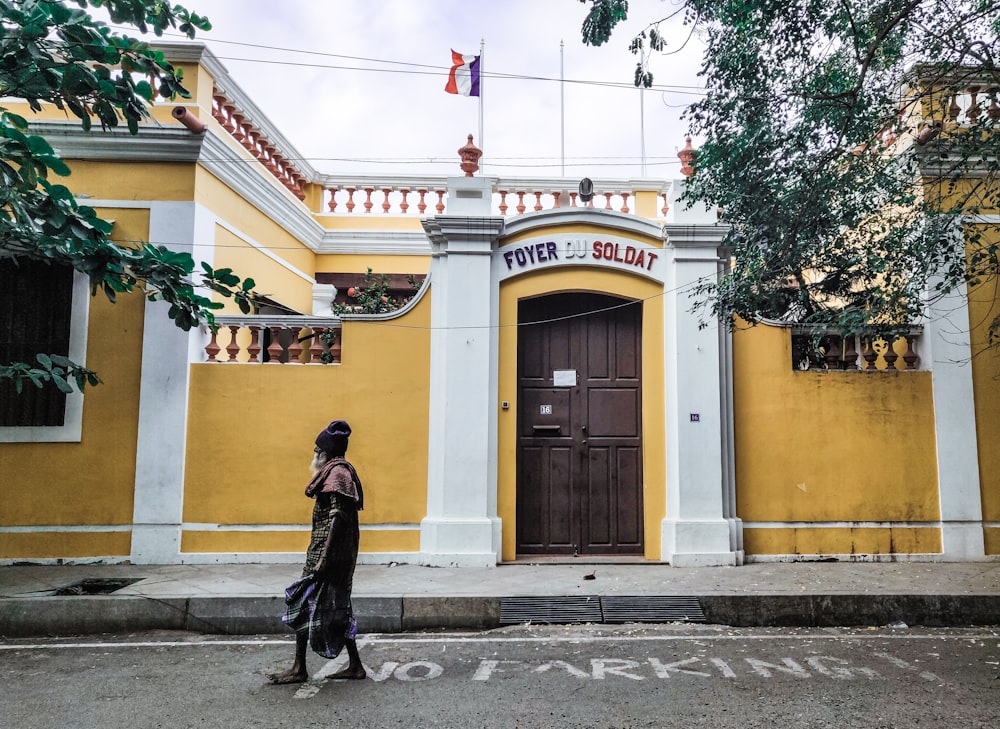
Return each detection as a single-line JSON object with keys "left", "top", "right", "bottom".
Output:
{"left": 1, "top": 561, "right": 998, "bottom": 637}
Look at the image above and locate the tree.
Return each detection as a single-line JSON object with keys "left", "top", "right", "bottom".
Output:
{"left": 580, "top": 0, "right": 1000, "bottom": 350}
{"left": 0, "top": 0, "right": 255, "bottom": 395}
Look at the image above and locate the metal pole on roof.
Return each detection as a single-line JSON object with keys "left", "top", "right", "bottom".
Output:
{"left": 561, "top": 39, "right": 565, "bottom": 177}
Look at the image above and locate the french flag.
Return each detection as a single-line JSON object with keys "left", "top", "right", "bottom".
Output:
{"left": 445, "top": 50, "right": 480, "bottom": 97}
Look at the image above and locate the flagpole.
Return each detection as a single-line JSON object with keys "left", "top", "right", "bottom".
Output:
{"left": 560, "top": 39, "right": 565, "bottom": 177}
{"left": 640, "top": 86, "right": 647, "bottom": 177}
{"left": 479, "top": 38, "right": 485, "bottom": 170}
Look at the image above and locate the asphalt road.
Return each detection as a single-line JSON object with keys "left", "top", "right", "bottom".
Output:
{"left": 2, "top": 624, "right": 998, "bottom": 728}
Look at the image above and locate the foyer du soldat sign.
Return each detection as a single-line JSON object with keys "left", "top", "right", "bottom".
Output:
{"left": 494, "top": 233, "right": 666, "bottom": 283}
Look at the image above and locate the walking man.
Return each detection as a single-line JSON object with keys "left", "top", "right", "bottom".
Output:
{"left": 268, "top": 420, "right": 366, "bottom": 684}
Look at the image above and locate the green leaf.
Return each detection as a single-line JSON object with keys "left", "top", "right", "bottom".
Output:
{"left": 51, "top": 372, "right": 73, "bottom": 394}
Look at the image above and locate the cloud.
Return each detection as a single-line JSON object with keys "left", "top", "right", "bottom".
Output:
{"left": 175, "top": 0, "right": 705, "bottom": 177}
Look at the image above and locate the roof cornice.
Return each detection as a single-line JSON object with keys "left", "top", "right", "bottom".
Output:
{"left": 501, "top": 207, "right": 666, "bottom": 241}
{"left": 32, "top": 121, "right": 327, "bottom": 248}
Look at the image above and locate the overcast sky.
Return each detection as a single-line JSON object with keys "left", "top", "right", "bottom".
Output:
{"left": 154, "top": 0, "right": 705, "bottom": 179}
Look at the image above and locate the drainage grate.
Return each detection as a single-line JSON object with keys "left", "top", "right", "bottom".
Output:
{"left": 500, "top": 596, "right": 603, "bottom": 624}
{"left": 53, "top": 578, "right": 143, "bottom": 596}
{"left": 600, "top": 595, "right": 706, "bottom": 623}
{"left": 500, "top": 595, "right": 706, "bottom": 625}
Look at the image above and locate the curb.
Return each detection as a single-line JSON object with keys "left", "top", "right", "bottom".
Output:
{"left": 1, "top": 594, "right": 997, "bottom": 638}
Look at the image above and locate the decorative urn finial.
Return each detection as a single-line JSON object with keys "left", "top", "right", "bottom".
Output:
{"left": 458, "top": 134, "right": 482, "bottom": 177}
{"left": 678, "top": 136, "right": 696, "bottom": 178}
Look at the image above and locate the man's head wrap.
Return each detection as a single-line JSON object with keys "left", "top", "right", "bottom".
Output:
{"left": 315, "top": 420, "right": 351, "bottom": 455}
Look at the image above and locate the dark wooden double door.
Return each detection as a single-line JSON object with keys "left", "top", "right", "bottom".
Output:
{"left": 516, "top": 293, "right": 644, "bottom": 556}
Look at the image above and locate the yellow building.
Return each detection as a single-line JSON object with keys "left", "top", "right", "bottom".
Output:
{"left": 1, "top": 44, "right": 996, "bottom": 566}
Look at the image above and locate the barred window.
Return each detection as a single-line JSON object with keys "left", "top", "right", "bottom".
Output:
{"left": 0, "top": 258, "right": 74, "bottom": 426}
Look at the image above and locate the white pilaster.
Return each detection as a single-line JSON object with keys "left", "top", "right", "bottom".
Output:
{"left": 924, "top": 239, "right": 985, "bottom": 559}
{"left": 130, "top": 202, "right": 214, "bottom": 563}
{"left": 660, "top": 224, "right": 741, "bottom": 566}
{"left": 312, "top": 283, "right": 337, "bottom": 315}
{"left": 420, "top": 177, "right": 504, "bottom": 567}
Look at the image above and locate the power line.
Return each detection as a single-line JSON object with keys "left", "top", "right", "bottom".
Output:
{"left": 111, "top": 25, "right": 707, "bottom": 96}
{"left": 208, "top": 54, "right": 707, "bottom": 96}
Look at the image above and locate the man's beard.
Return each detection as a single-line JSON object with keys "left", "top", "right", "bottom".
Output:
{"left": 311, "top": 450, "right": 329, "bottom": 477}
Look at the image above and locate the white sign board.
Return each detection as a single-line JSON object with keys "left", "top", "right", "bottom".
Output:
{"left": 553, "top": 370, "right": 576, "bottom": 387}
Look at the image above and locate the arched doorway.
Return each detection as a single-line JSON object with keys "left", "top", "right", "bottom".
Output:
{"left": 516, "top": 292, "right": 644, "bottom": 556}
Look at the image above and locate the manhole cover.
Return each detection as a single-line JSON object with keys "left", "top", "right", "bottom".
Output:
{"left": 53, "top": 578, "right": 142, "bottom": 596}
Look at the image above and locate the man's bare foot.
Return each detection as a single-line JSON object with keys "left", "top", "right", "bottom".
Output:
{"left": 267, "top": 668, "right": 309, "bottom": 685}
{"left": 328, "top": 665, "right": 366, "bottom": 680}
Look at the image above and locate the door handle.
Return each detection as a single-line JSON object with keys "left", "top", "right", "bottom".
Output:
{"left": 581, "top": 424, "right": 587, "bottom": 444}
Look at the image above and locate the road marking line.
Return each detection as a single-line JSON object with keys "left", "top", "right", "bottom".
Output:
{"left": 873, "top": 651, "right": 942, "bottom": 682}
{"left": 1, "top": 632, "right": 994, "bottom": 651}
{"left": 293, "top": 682, "right": 321, "bottom": 699}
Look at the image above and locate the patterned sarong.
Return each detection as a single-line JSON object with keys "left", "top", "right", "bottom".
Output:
{"left": 282, "top": 574, "right": 358, "bottom": 659}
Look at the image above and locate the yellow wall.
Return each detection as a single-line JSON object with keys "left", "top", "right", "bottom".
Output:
{"left": 967, "top": 226, "right": 1000, "bottom": 554}
{"left": 212, "top": 225, "right": 313, "bottom": 314}
{"left": 314, "top": 254, "right": 430, "bottom": 276}
{"left": 496, "top": 265, "right": 666, "bottom": 562}
{"left": 194, "top": 168, "right": 316, "bottom": 313}
{"left": 62, "top": 160, "right": 196, "bottom": 201}
{"left": 0, "top": 208, "right": 149, "bottom": 558}
{"left": 733, "top": 322, "right": 940, "bottom": 555}
{"left": 317, "top": 216, "right": 426, "bottom": 231}
{"left": 181, "top": 294, "right": 432, "bottom": 554}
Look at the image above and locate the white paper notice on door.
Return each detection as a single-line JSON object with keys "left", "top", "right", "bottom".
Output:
{"left": 553, "top": 369, "right": 576, "bottom": 387}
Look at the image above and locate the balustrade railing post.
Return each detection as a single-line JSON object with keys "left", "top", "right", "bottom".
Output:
{"left": 903, "top": 335, "right": 919, "bottom": 370}
{"left": 862, "top": 338, "right": 879, "bottom": 371}
{"left": 308, "top": 328, "right": 324, "bottom": 363}
{"left": 226, "top": 324, "right": 241, "bottom": 363}
{"left": 247, "top": 326, "right": 262, "bottom": 363}
{"left": 843, "top": 335, "right": 859, "bottom": 370}
{"left": 288, "top": 327, "right": 304, "bottom": 364}
{"left": 266, "top": 326, "right": 284, "bottom": 363}
{"left": 883, "top": 338, "right": 899, "bottom": 370}
{"left": 205, "top": 329, "right": 221, "bottom": 362}
{"left": 823, "top": 336, "right": 841, "bottom": 370}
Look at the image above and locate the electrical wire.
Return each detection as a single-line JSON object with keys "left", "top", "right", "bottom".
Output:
{"left": 106, "top": 25, "right": 708, "bottom": 96}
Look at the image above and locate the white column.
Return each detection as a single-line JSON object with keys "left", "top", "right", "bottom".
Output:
{"left": 924, "top": 231, "right": 985, "bottom": 559}
{"left": 660, "top": 224, "right": 741, "bottom": 566}
{"left": 130, "top": 202, "right": 214, "bottom": 563}
{"left": 420, "top": 177, "right": 504, "bottom": 566}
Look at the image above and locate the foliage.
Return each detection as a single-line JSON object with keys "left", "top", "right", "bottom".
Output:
{"left": 332, "top": 268, "right": 421, "bottom": 315}
{"left": 579, "top": 0, "right": 1000, "bottom": 349}
{"left": 0, "top": 0, "right": 256, "bottom": 393}
{"left": 2, "top": 352, "right": 98, "bottom": 394}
